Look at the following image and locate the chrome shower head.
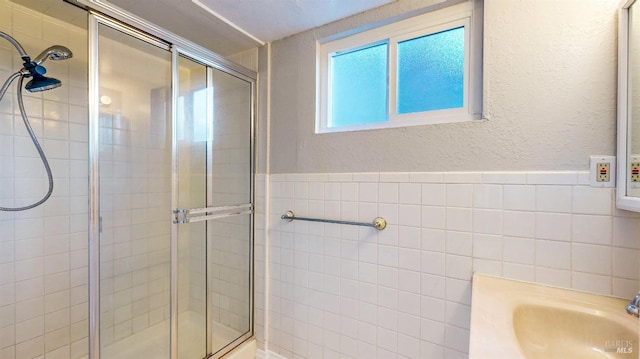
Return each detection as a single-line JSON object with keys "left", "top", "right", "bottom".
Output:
{"left": 33, "top": 45, "right": 73, "bottom": 65}
{"left": 25, "top": 75, "right": 62, "bottom": 93}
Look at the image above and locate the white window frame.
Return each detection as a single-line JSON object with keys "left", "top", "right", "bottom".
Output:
{"left": 316, "top": 0, "right": 483, "bottom": 134}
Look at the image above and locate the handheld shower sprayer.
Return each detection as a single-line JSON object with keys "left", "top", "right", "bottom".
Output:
{"left": 34, "top": 45, "right": 73, "bottom": 64}
{"left": 0, "top": 31, "right": 73, "bottom": 211}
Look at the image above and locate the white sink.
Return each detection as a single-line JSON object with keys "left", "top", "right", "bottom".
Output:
{"left": 469, "top": 274, "right": 639, "bottom": 358}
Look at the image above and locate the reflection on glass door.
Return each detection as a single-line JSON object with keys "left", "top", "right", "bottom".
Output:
{"left": 175, "top": 54, "right": 253, "bottom": 358}
{"left": 96, "top": 21, "right": 172, "bottom": 359}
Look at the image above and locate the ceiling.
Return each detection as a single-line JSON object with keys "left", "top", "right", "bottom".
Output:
{"left": 191, "top": 0, "right": 396, "bottom": 44}
{"left": 105, "top": 0, "right": 396, "bottom": 56}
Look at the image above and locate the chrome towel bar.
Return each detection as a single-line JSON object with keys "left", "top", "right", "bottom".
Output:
{"left": 281, "top": 210, "right": 387, "bottom": 230}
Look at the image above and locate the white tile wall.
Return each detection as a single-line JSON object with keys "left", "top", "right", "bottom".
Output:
{"left": 261, "top": 171, "right": 640, "bottom": 359}
{"left": 0, "top": 1, "right": 88, "bottom": 358}
{"left": 254, "top": 174, "right": 267, "bottom": 348}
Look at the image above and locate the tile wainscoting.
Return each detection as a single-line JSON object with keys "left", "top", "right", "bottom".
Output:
{"left": 257, "top": 171, "right": 640, "bottom": 359}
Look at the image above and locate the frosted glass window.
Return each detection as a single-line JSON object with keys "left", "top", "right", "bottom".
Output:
{"left": 331, "top": 43, "right": 388, "bottom": 127}
{"left": 397, "top": 27, "right": 464, "bottom": 114}
{"left": 317, "top": 1, "right": 482, "bottom": 133}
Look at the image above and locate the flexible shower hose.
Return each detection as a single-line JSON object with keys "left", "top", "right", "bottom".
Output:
{"left": 0, "top": 75, "right": 54, "bottom": 211}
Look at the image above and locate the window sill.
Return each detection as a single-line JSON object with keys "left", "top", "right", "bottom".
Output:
{"left": 316, "top": 112, "right": 483, "bottom": 134}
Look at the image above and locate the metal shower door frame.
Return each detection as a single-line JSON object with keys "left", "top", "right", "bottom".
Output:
{"left": 88, "top": 6, "right": 257, "bottom": 359}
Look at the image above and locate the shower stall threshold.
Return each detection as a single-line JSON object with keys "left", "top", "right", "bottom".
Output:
{"left": 83, "top": 311, "right": 251, "bottom": 359}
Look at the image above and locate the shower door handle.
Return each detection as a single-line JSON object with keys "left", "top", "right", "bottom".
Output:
{"left": 173, "top": 203, "right": 252, "bottom": 224}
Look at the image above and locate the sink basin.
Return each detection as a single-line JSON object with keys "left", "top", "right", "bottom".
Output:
{"left": 513, "top": 304, "right": 636, "bottom": 358}
{"left": 469, "top": 274, "right": 639, "bottom": 359}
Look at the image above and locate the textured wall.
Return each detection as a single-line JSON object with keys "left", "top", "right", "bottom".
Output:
{"left": 267, "top": 0, "right": 618, "bottom": 174}
{"left": 256, "top": 45, "right": 270, "bottom": 175}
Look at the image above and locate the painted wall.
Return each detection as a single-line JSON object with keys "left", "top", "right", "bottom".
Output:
{"left": 267, "top": 0, "right": 618, "bottom": 174}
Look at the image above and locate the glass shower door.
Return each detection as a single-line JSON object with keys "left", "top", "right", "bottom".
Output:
{"left": 206, "top": 68, "right": 253, "bottom": 356}
{"left": 95, "top": 20, "right": 172, "bottom": 359}
{"left": 175, "top": 54, "right": 253, "bottom": 359}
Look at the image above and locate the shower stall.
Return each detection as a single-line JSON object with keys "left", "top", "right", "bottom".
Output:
{"left": 0, "top": 1, "right": 256, "bottom": 358}
{"left": 90, "top": 7, "right": 256, "bottom": 359}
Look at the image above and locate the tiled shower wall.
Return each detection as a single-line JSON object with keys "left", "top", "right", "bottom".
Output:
{"left": 0, "top": 1, "right": 88, "bottom": 358}
{"left": 263, "top": 171, "right": 640, "bottom": 358}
